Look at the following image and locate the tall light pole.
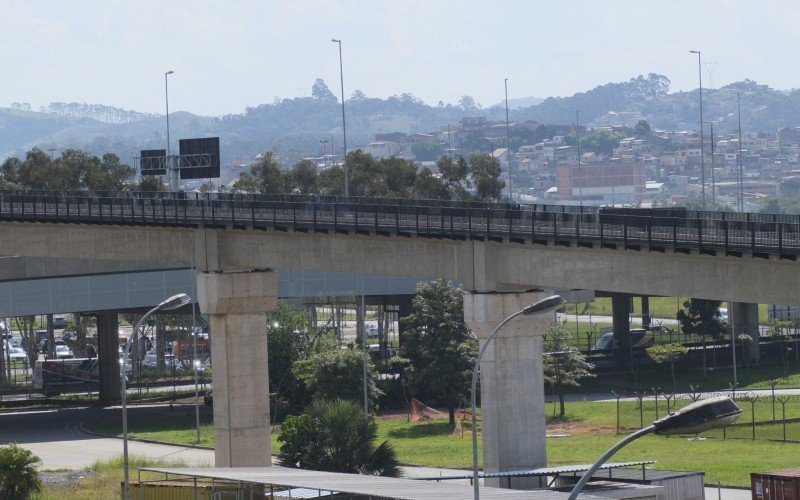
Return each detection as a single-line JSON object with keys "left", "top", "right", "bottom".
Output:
{"left": 568, "top": 396, "right": 741, "bottom": 499}
{"left": 702, "top": 120, "right": 719, "bottom": 207}
{"left": 122, "top": 293, "right": 191, "bottom": 500}
{"left": 576, "top": 109, "right": 583, "bottom": 206}
{"left": 471, "top": 295, "right": 566, "bottom": 500}
{"left": 331, "top": 39, "right": 349, "bottom": 198}
{"left": 164, "top": 70, "right": 177, "bottom": 191}
{"left": 689, "top": 50, "right": 705, "bottom": 209}
{"left": 737, "top": 92, "right": 744, "bottom": 212}
{"left": 504, "top": 78, "right": 513, "bottom": 200}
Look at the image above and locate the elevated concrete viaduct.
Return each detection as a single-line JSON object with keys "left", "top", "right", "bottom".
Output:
{"left": 0, "top": 218, "right": 798, "bottom": 479}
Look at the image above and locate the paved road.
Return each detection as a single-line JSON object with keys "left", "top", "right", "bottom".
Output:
{"left": 0, "top": 404, "right": 213, "bottom": 469}
{"left": 0, "top": 403, "right": 754, "bottom": 498}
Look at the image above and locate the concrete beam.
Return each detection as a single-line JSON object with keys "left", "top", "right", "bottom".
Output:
{"left": 197, "top": 270, "right": 276, "bottom": 467}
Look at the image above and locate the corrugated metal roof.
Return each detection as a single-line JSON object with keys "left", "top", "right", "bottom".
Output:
{"left": 415, "top": 461, "right": 656, "bottom": 481}
{"left": 139, "top": 466, "right": 599, "bottom": 499}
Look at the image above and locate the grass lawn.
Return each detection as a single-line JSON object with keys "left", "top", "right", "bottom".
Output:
{"left": 83, "top": 398, "right": 800, "bottom": 488}
{"left": 581, "top": 361, "right": 800, "bottom": 393}
{"left": 577, "top": 297, "right": 770, "bottom": 324}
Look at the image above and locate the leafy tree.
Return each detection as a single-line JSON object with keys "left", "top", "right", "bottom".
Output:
{"left": 458, "top": 95, "right": 479, "bottom": 112}
{"left": 468, "top": 154, "right": 504, "bottom": 201}
{"left": 312, "top": 78, "right": 337, "bottom": 102}
{"left": 579, "top": 129, "right": 624, "bottom": 155}
{"left": 267, "top": 302, "right": 337, "bottom": 411}
{"left": 437, "top": 155, "right": 470, "bottom": 200}
{"left": 414, "top": 167, "right": 450, "bottom": 200}
{"left": 317, "top": 165, "right": 345, "bottom": 196}
{"left": 278, "top": 399, "right": 400, "bottom": 476}
{"left": 348, "top": 150, "right": 386, "bottom": 197}
{"left": 634, "top": 119, "right": 651, "bottom": 136}
{"left": 380, "top": 156, "right": 417, "bottom": 198}
{"left": 400, "top": 279, "right": 477, "bottom": 424}
{"left": 646, "top": 343, "right": 689, "bottom": 389}
{"left": 137, "top": 176, "right": 167, "bottom": 193}
{"left": 0, "top": 443, "right": 42, "bottom": 499}
{"left": 293, "top": 347, "right": 380, "bottom": 409}
{"left": 543, "top": 321, "right": 594, "bottom": 417}
{"left": 288, "top": 160, "right": 318, "bottom": 194}
{"left": 235, "top": 152, "right": 286, "bottom": 194}
{"left": 677, "top": 299, "right": 726, "bottom": 376}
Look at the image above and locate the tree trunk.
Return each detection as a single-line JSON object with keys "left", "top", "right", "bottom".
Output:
{"left": 558, "top": 392, "right": 566, "bottom": 417}
{"left": 75, "top": 315, "right": 87, "bottom": 358}
{"left": 448, "top": 406, "right": 455, "bottom": 425}
{"left": 46, "top": 314, "right": 55, "bottom": 359}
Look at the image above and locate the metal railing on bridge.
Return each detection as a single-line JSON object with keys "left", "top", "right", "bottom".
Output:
{"left": 0, "top": 190, "right": 798, "bottom": 257}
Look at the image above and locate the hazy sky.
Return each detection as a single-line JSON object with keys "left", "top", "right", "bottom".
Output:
{"left": 2, "top": 0, "right": 798, "bottom": 116}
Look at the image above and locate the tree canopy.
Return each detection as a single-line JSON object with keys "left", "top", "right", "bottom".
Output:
{"left": 543, "top": 320, "right": 594, "bottom": 417}
{"left": 399, "top": 279, "right": 477, "bottom": 424}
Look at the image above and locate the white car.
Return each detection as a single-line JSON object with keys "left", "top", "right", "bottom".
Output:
{"left": 54, "top": 345, "right": 74, "bottom": 359}
{"left": 7, "top": 347, "right": 27, "bottom": 362}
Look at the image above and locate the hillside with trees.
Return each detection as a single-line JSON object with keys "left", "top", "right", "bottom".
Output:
{"left": 4, "top": 74, "right": 800, "bottom": 165}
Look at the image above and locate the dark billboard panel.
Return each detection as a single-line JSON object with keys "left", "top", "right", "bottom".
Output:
{"left": 178, "top": 137, "right": 220, "bottom": 179}
{"left": 140, "top": 149, "right": 167, "bottom": 176}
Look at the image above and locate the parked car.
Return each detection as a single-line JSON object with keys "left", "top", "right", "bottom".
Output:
{"left": 204, "top": 390, "right": 213, "bottom": 407}
{"left": 54, "top": 344, "right": 74, "bottom": 359}
{"left": 7, "top": 347, "right": 27, "bottom": 362}
{"left": 52, "top": 316, "right": 68, "bottom": 329}
{"left": 142, "top": 353, "right": 181, "bottom": 370}
{"left": 591, "top": 328, "right": 655, "bottom": 354}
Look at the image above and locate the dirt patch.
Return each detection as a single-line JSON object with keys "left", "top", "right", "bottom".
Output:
{"left": 40, "top": 470, "right": 96, "bottom": 490}
{"left": 547, "top": 421, "right": 618, "bottom": 436}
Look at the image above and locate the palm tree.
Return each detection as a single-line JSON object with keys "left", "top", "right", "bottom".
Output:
{"left": 0, "top": 443, "right": 43, "bottom": 499}
{"left": 278, "top": 399, "right": 400, "bottom": 477}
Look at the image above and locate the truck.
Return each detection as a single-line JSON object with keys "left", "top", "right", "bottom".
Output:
{"left": 33, "top": 358, "right": 99, "bottom": 396}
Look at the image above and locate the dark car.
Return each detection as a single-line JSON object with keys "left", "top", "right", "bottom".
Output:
{"left": 204, "top": 390, "right": 213, "bottom": 407}
{"left": 52, "top": 316, "right": 68, "bottom": 329}
{"left": 591, "top": 328, "right": 655, "bottom": 354}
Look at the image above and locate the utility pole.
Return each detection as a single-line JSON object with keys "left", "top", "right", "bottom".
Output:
{"left": 690, "top": 50, "right": 706, "bottom": 209}
{"left": 504, "top": 78, "right": 513, "bottom": 200}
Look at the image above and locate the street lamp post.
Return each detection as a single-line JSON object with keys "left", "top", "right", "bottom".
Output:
{"left": 331, "top": 39, "right": 349, "bottom": 198}
{"left": 576, "top": 109, "right": 583, "bottom": 206}
{"left": 164, "top": 70, "right": 177, "bottom": 191}
{"left": 471, "top": 295, "right": 566, "bottom": 500}
{"left": 737, "top": 92, "right": 744, "bottom": 212}
{"left": 122, "top": 293, "right": 191, "bottom": 500}
{"left": 702, "top": 120, "right": 719, "bottom": 207}
{"left": 568, "top": 396, "right": 741, "bottom": 499}
{"left": 504, "top": 78, "right": 513, "bottom": 200}
{"left": 689, "top": 50, "right": 705, "bottom": 209}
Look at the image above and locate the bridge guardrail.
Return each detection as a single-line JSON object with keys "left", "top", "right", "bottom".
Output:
{"left": 0, "top": 191, "right": 797, "bottom": 257}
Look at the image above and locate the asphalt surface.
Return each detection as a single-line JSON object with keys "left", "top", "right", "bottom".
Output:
{"left": 0, "top": 403, "right": 754, "bottom": 498}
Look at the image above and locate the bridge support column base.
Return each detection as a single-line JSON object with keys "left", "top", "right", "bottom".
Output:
{"left": 198, "top": 270, "right": 277, "bottom": 467}
{"left": 464, "top": 290, "right": 553, "bottom": 489}
{"left": 97, "top": 312, "right": 120, "bottom": 402}
{"left": 731, "top": 302, "right": 760, "bottom": 366}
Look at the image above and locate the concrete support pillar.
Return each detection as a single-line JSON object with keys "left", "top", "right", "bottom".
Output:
{"left": 611, "top": 293, "right": 632, "bottom": 367}
{"left": 641, "top": 296, "right": 651, "bottom": 330}
{"left": 463, "top": 291, "right": 554, "bottom": 489}
{"left": 197, "top": 270, "right": 277, "bottom": 467}
{"left": 97, "top": 312, "right": 120, "bottom": 402}
{"left": 731, "top": 302, "right": 760, "bottom": 365}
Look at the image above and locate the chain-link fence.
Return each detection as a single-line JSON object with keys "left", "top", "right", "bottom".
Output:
{"left": 608, "top": 387, "right": 800, "bottom": 442}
